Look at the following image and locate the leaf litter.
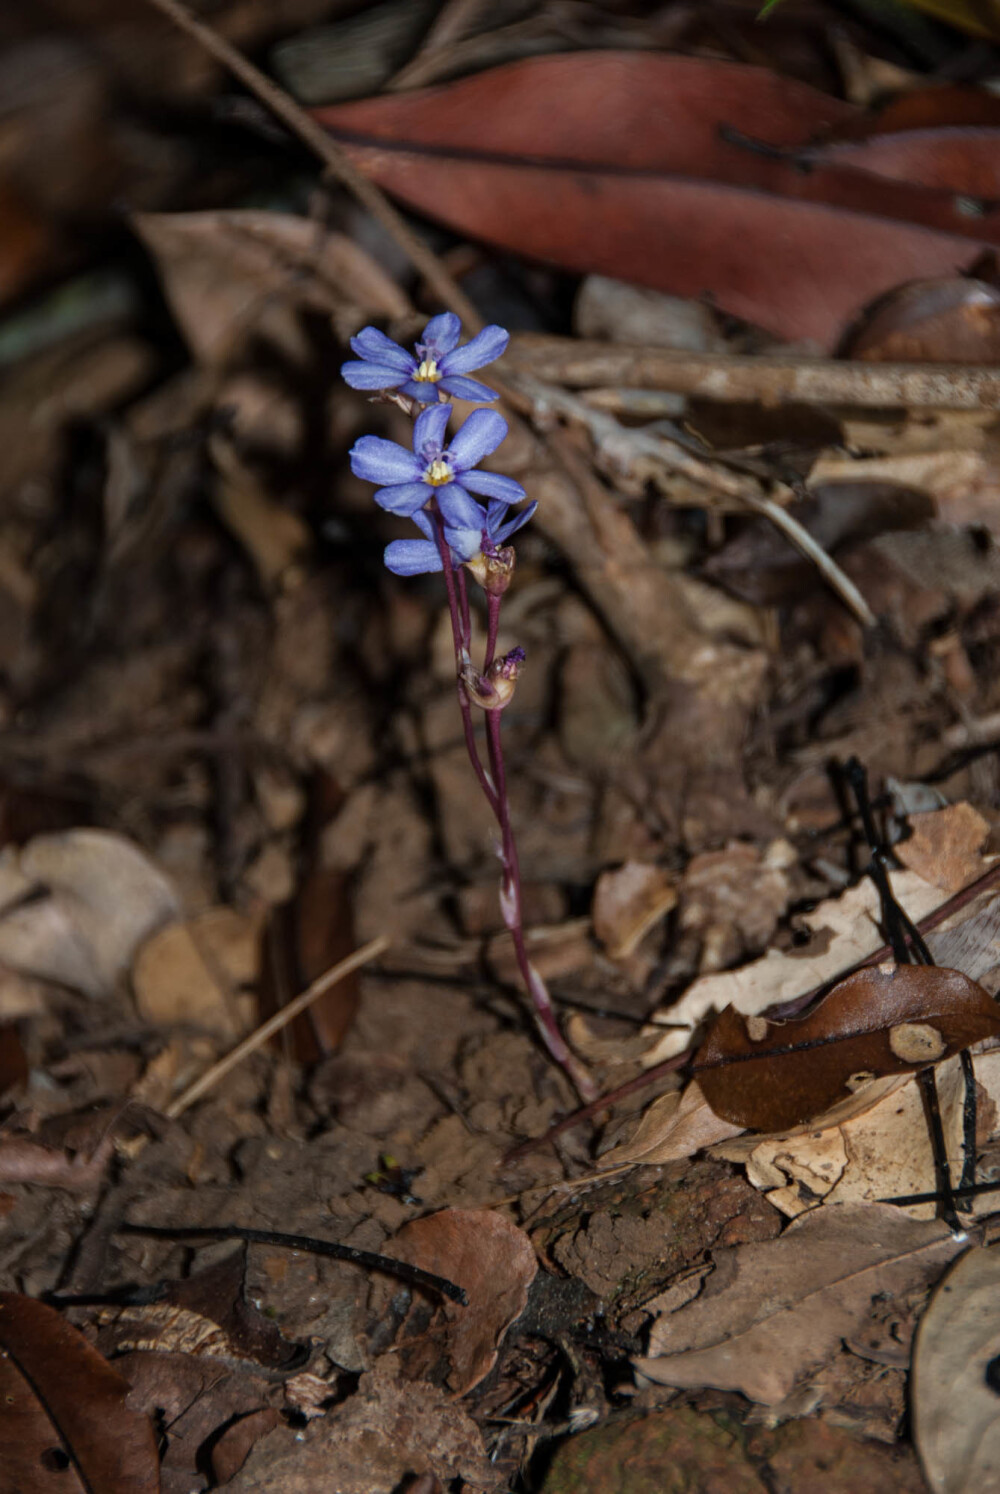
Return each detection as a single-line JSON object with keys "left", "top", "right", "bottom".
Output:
{"left": 6, "top": 4, "right": 1000, "bottom": 1491}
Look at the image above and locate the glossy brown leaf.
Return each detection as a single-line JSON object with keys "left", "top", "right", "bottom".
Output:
{"left": 316, "top": 53, "right": 1000, "bottom": 347}
{"left": 844, "top": 278, "right": 1000, "bottom": 363}
{"left": 0, "top": 1293, "right": 159, "bottom": 1493}
{"left": 694, "top": 964, "right": 1000, "bottom": 1132}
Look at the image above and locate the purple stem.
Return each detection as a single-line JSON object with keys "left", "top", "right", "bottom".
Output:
{"left": 430, "top": 512, "right": 498, "bottom": 817}
{"left": 484, "top": 591, "right": 501, "bottom": 672}
{"left": 484, "top": 708, "right": 596, "bottom": 1099}
{"left": 427, "top": 513, "right": 593, "bottom": 1100}
{"left": 456, "top": 567, "right": 472, "bottom": 653}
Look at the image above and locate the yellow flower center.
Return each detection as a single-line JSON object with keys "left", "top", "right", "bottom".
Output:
{"left": 415, "top": 358, "right": 441, "bottom": 384}
{"left": 424, "top": 458, "right": 452, "bottom": 487}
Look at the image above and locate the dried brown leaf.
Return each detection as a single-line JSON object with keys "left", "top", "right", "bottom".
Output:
{"left": 635, "top": 1203, "right": 963, "bottom": 1405}
{"left": 641, "top": 868, "right": 950, "bottom": 1067}
{"left": 0, "top": 1293, "right": 159, "bottom": 1493}
{"left": 694, "top": 964, "right": 1000, "bottom": 1131}
{"left": 894, "top": 804, "right": 991, "bottom": 893}
{"left": 383, "top": 1207, "right": 537, "bottom": 1395}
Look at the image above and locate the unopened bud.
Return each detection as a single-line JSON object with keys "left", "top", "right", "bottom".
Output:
{"left": 461, "top": 646, "right": 526, "bottom": 711}
{"left": 464, "top": 541, "right": 516, "bottom": 596}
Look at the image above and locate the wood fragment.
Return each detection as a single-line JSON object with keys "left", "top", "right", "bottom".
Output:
{"left": 506, "top": 334, "right": 1000, "bottom": 411}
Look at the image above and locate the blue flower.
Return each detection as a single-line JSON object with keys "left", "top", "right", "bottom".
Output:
{"left": 384, "top": 496, "right": 538, "bottom": 577}
{"left": 350, "top": 403, "right": 526, "bottom": 534}
{"left": 342, "top": 313, "right": 508, "bottom": 403}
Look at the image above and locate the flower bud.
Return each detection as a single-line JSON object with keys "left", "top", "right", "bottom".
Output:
{"left": 461, "top": 646, "right": 526, "bottom": 711}
{"left": 464, "top": 540, "right": 516, "bottom": 596}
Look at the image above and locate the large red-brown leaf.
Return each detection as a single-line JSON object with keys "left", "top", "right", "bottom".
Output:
{"left": 315, "top": 52, "right": 1000, "bottom": 347}
{"left": 0, "top": 1293, "right": 160, "bottom": 1493}
{"left": 694, "top": 963, "right": 1000, "bottom": 1132}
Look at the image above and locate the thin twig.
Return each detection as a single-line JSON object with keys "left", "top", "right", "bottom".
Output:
{"left": 164, "top": 936, "right": 389, "bottom": 1118}
{"left": 506, "top": 334, "right": 1000, "bottom": 412}
{"left": 139, "top": 0, "right": 481, "bottom": 330}
{"left": 744, "top": 491, "right": 876, "bottom": 628}
{"left": 506, "top": 372, "right": 876, "bottom": 628}
{"left": 116, "top": 1221, "right": 467, "bottom": 1303}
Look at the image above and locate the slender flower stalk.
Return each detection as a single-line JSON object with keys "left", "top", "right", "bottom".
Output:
{"left": 343, "top": 317, "right": 594, "bottom": 1100}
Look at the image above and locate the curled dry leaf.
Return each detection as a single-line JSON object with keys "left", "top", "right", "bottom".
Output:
{"left": 592, "top": 860, "right": 677, "bottom": 960}
{"left": 635, "top": 1202, "right": 963, "bottom": 1406}
{"left": 641, "top": 868, "right": 950, "bottom": 1067}
{"left": 913, "top": 1245, "right": 1000, "bottom": 1494}
{"left": 382, "top": 1207, "right": 537, "bottom": 1395}
{"left": 717, "top": 1050, "right": 1000, "bottom": 1221}
{"left": 598, "top": 1081, "right": 745, "bottom": 1172}
{"left": 694, "top": 963, "right": 1000, "bottom": 1131}
{"left": 0, "top": 1293, "right": 159, "bottom": 1493}
{"left": 0, "top": 829, "right": 179, "bottom": 1000}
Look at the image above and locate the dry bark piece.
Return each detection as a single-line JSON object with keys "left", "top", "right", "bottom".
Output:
{"left": 382, "top": 1208, "right": 537, "bottom": 1395}
{"left": 223, "top": 1360, "right": 495, "bottom": 1494}
{"left": 635, "top": 1202, "right": 963, "bottom": 1405}
{"left": 592, "top": 861, "right": 677, "bottom": 960}
{"left": 912, "top": 1245, "right": 1000, "bottom": 1493}
{"left": 0, "top": 1293, "right": 159, "bottom": 1493}
{"left": 694, "top": 963, "right": 1000, "bottom": 1131}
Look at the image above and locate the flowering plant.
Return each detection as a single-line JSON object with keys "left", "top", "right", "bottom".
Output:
{"left": 343, "top": 315, "right": 591, "bottom": 1099}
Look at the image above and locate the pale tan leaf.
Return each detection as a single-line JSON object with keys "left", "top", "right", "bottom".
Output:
{"left": 728, "top": 1050, "right": 1000, "bottom": 1221}
{"left": 913, "top": 1245, "right": 1000, "bottom": 1494}
{"left": 592, "top": 860, "right": 676, "bottom": 960}
{"left": 895, "top": 804, "right": 991, "bottom": 893}
{"left": 641, "top": 869, "right": 952, "bottom": 1066}
{"left": 635, "top": 1202, "right": 963, "bottom": 1405}
{"left": 598, "top": 1080, "right": 744, "bottom": 1170}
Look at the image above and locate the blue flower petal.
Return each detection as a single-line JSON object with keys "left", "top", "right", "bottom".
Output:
{"left": 447, "top": 408, "right": 508, "bottom": 472}
{"left": 438, "top": 374, "right": 499, "bottom": 403}
{"left": 350, "top": 328, "right": 415, "bottom": 372}
{"left": 384, "top": 538, "right": 442, "bottom": 575}
{"left": 460, "top": 469, "right": 526, "bottom": 504}
{"left": 442, "top": 525, "right": 485, "bottom": 561}
{"left": 350, "top": 435, "right": 422, "bottom": 486}
{"left": 399, "top": 379, "right": 443, "bottom": 403}
{"left": 492, "top": 500, "right": 537, "bottom": 543}
{"left": 341, "top": 360, "right": 408, "bottom": 391}
{"left": 441, "top": 324, "right": 509, "bottom": 374}
{"left": 373, "top": 481, "right": 431, "bottom": 516}
{"left": 410, "top": 508, "right": 435, "bottom": 540}
{"left": 486, "top": 497, "right": 510, "bottom": 527}
{"left": 413, "top": 402, "right": 452, "bottom": 458}
{"left": 420, "top": 313, "right": 461, "bottom": 357}
{"left": 435, "top": 482, "right": 487, "bottom": 531}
